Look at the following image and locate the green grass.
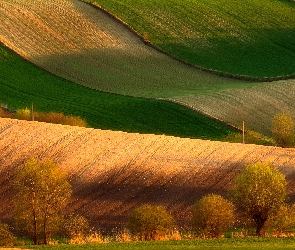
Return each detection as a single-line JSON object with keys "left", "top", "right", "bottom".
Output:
{"left": 14, "top": 238, "right": 295, "bottom": 250}
{"left": 0, "top": 43, "right": 237, "bottom": 140}
{"left": 86, "top": 0, "right": 295, "bottom": 78}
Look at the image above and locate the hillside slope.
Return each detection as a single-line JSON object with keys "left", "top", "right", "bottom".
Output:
{"left": 88, "top": 0, "right": 295, "bottom": 78}
{"left": 0, "top": 0, "right": 248, "bottom": 98}
{"left": 1, "top": 118, "right": 295, "bottom": 229}
{"left": 1, "top": 0, "right": 295, "bottom": 136}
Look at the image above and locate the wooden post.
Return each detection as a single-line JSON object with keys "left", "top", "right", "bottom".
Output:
{"left": 32, "top": 103, "right": 34, "bottom": 121}
{"left": 242, "top": 121, "right": 245, "bottom": 144}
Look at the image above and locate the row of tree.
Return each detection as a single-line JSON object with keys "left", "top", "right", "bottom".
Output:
{"left": 0, "top": 159, "right": 293, "bottom": 245}
{"left": 128, "top": 162, "right": 292, "bottom": 239}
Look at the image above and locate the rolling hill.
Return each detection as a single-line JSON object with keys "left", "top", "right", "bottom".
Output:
{"left": 87, "top": 0, "right": 295, "bottom": 78}
{"left": 0, "top": 43, "right": 236, "bottom": 140}
{"left": 1, "top": 118, "right": 295, "bottom": 229}
{"left": 1, "top": 0, "right": 295, "bottom": 136}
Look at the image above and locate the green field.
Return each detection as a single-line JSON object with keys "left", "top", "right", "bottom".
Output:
{"left": 0, "top": 43, "right": 237, "bottom": 140}
{"left": 2, "top": 0, "right": 295, "bottom": 137}
{"left": 14, "top": 238, "right": 295, "bottom": 250}
{"left": 86, "top": 0, "right": 295, "bottom": 78}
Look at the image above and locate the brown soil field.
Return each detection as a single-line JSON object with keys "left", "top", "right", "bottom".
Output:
{"left": 1, "top": 118, "right": 295, "bottom": 230}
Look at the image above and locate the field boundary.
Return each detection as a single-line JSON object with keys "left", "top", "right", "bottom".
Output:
{"left": 81, "top": 0, "right": 295, "bottom": 82}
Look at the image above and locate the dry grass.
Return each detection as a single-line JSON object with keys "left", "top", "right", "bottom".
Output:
{"left": 1, "top": 118, "right": 295, "bottom": 229}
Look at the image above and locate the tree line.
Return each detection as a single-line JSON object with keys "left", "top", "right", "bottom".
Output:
{"left": 0, "top": 158, "right": 294, "bottom": 245}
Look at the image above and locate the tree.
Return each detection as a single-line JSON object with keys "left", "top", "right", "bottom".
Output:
{"left": 230, "top": 162, "right": 287, "bottom": 236}
{"left": 128, "top": 204, "right": 175, "bottom": 240}
{"left": 272, "top": 113, "right": 295, "bottom": 147}
{"left": 192, "top": 194, "right": 235, "bottom": 238}
{"left": 14, "top": 158, "right": 72, "bottom": 244}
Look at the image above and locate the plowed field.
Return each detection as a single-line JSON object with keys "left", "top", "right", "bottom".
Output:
{"left": 2, "top": 118, "right": 295, "bottom": 229}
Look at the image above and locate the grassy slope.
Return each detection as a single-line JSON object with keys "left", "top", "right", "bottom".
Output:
{"left": 2, "top": 0, "right": 295, "bottom": 136}
{"left": 0, "top": 0, "right": 250, "bottom": 99}
{"left": 0, "top": 44, "right": 236, "bottom": 140}
{"left": 86, "top": 0, "right": 295, "bottom": 78}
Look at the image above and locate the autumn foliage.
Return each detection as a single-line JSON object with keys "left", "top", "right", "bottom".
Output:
{"left": 14, "top": 158, "right": 72, "bottom": 244}
{"left": 192, "top": 194, "right": 235, "bottom": 238}
{"left": 128, "top": 204, "right": 175, "bottom": 241}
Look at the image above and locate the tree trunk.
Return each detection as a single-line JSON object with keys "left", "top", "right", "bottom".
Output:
{"left": 255, "top": 217, "right": 266, "bottom": 237}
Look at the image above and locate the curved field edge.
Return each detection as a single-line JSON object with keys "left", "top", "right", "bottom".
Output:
{"left": 0, "top": 0, "right": 251, "bottom": 99}
{"left": 84, "top": 0, "right": 295, "bottom": 79}
{"left": 1, "top": 118, "right": 295, "bottom": 229}
{"left": 2, "top": 0, "right": 295, "bottom": 136}
{"left": 0, "top": 43, "right": 236, "bottom": 140}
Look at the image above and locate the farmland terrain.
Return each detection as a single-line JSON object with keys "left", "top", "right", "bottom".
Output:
{"left": 0, "top": 43, "right": 236, "bottom": 140}
{"left": 1, "top": 0, "right": 295, "bottom": 136}
{"left": 87, "top": 0, "right": 295, "bottom": 78}
{"left": 1, "top": 118, "right": 295, "bottom": 229}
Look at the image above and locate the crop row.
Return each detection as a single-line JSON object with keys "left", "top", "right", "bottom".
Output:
{"left": 88, "top": 0, "right": 295, "bottom": 78}
{"left": 0, "top": 0, "right": 249, "bottom": 98}
{"left": 2, "top": 0, "right": 295, "bottom": 137}
{"left": 173, "top": 79, "right": 295, "bottom": 136}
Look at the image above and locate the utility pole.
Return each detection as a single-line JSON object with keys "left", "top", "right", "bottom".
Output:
{"left": 242, "top": 121, "right": 245, "bottom": 144}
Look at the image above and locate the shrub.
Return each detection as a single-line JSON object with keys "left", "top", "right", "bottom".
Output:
{"left": 62, "top": 214, "right": 90, "bottom": 240}
{"left": 225, "top": 130, "right": 275, "bottom": 146}
{"left": 0, "top": 222, "right": 14, "bottom": 246}
{"left": 192, "top": 194, "right": 235, "bottom": 238}
{"left": 13, "top": 108, "right": 31, "bottom": 120}
{"left": 34, "top": 112, "right": 87, "bottom": 127}
{"left": 128, "top": 204, "right": 175, "bottom": 241}
{"left": 265, "top": 204, "right": 295, "bottom": 236}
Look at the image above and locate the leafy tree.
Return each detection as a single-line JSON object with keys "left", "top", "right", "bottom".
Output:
{"left": 192, "top": 194, "right": 235, "bottom": 238}
{"left": 128, "top": 204, "right": 175, "bottom": 240}
{"left": 272, "top": 113, "right": 295, "bottom": 147}
{"left": 14, "top": 158, "right": 72, "bottom": 244}
{"left": 230, "top": 162, "right": 287, "bottom": 236}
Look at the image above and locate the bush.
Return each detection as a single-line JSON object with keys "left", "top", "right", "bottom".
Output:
{"left": 265, "top": 204, "right": 295, "bottom": 236}
{"left": 13, "top": 108, "right": 31, "bottom": 120}
{"left": 225, "top": 130, "right": 275, "bottom": 146}
{"left": 0, "top": 222, "right": 14, "bottom": 246}
{"left": 192, "top": 194, "right": 235, "bottom": 238}
{"left": 128, "top": 204, "right": 175, "bottom": 241}
{"left": 35, "top": 112, "right": 87, "bottom": 127}
{"left": 62, "top": 214, "right": 90, "bottom": 240}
